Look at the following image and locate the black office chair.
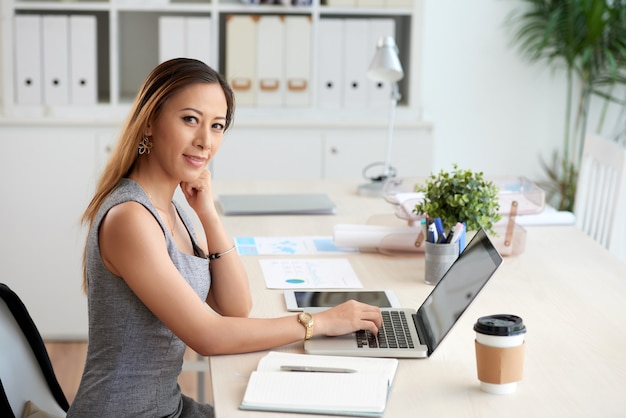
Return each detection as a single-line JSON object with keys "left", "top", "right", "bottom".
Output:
{"left": 0, "top": 283, "right": 69, "bottom": 417}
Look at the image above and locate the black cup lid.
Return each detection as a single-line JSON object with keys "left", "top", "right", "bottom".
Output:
{"left": 474, "top": 314, "right": 526, "bottom": 336}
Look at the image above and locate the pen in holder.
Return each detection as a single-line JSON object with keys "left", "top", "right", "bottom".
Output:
{"left": 424, "top": 241, "right": 459, "bottom": 285}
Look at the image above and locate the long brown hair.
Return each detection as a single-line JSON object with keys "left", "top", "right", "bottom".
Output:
{"left": 81, "top": 58, "right": 235, "bottom": 289}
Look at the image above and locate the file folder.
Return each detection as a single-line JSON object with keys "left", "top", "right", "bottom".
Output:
{"left": 226, "top": 15, "right": 257, "bottom": 106}
{"left": 343, "top": 19, "right": 368, "bottom": 108}
{"left": 14, "top": 15, "right": 43, "bottom": 105}
{"left": 159, "top": 16, "right": 185, "bottom": 63}
{"left": 42, "top": 15, "right": 70, "bottom": 105}
{"left": 367, "top": 18, "right": 396, "bottom": 108}
{"left": 256, "top": 16, "right": 284, "bottom": 106}
{"left": 317, "top": 19, "right": 344, "bottom": 109}
{"left": 186, "top": 17, "right": 213, "bottom": 67}
{"left": 69, "top": 15, "right": 98, "bottom": 105}
{"left": 219, "top": 193, "right": 336, "bottom": 216}
{"left": 284, "top": 16, "right": 311, "bottom": 106}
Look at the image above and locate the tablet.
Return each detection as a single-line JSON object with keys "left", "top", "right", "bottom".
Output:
{"left": 284, "top": 290, "right": 401, "bottom": 312}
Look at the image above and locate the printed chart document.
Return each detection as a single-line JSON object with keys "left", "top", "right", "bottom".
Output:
{"left": 235, "top": 236, "right": 357, "bottom": 255}
{"left": 240, "top": 351, "right": 398, "bottom": 417}
{"left": 259, "top": 258, "right": 362, "bottom": 289}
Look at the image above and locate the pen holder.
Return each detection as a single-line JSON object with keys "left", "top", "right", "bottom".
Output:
{"left": 424, "top": 241, "right": 459, "bottom": 285}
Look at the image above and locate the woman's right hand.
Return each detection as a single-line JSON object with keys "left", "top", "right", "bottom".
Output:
{"left": 312, "top": 300, "right": 382, "bottom": 337}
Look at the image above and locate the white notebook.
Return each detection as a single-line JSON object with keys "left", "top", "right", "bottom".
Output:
{"left": 240, "top": 351, "right": 398, "bottom": 417}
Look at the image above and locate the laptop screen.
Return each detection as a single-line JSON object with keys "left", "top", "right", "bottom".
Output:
{"left": 416, "top": 229, "right": 503, "bottom": 356}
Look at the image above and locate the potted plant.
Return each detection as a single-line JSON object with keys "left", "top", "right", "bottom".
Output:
{"left": 506, "top": 0, "right": 626, "bottom": 211}
{"left": 413, "top": 164, "right": 502, "bottom": 235}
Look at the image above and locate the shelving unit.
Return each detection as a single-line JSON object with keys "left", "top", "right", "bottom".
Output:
{"left": 0, "top": 0, "right": 432, "bottom": 339}
{"left": 1, "top": 0, "right": 422, "bottom": 123}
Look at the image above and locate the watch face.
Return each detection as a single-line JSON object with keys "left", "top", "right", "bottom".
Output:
{"left": 298, "top": 312, "right": 314, "bottom": 340}
{"left": 299, "top": 312, "right": 312, "bottom": 324}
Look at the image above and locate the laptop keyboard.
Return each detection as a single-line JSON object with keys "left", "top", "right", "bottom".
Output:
{"left": 356, "top": 310, "right": 415, "bottom": 349}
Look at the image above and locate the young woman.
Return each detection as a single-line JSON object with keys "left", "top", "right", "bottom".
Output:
{"left": 67, "top": 58, "right": 382, "bottom": 417}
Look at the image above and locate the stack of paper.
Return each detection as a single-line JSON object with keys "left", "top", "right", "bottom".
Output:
{"left": 240, "top": 351, "right": 398, "bottom": 417}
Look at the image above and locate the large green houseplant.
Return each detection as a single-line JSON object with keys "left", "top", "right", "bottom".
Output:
{"left": 413, "top": 165, "right": 502, "bottom": 235}
{"left": 506, "top": 0, "right": 626, "bottom": 211}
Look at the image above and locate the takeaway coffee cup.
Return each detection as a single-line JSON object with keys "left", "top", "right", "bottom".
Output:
{"left": 474, "top": 314, "right": 526, "bottom": 394}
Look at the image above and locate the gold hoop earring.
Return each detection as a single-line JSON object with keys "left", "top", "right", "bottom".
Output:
{"left": 138, "top": 136, "right": 153, "bottom": 155}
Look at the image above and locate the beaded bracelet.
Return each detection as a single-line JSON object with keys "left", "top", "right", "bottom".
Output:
{"left": 208, "top": 245, "right": 236, "bottom": 260}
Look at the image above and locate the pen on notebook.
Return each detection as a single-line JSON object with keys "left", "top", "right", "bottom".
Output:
{"left": 280, "top": 365, "right": 357, "bottom": 373}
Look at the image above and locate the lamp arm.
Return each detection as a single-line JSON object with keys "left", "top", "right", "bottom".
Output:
{"left": 383, "top": 82, "right": 401, "bottom": 179}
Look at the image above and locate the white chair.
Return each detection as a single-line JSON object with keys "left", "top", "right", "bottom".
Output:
{"left": 574, "top": 134, "right": 626, "bottom": 262}
{"left": 0, "top": 283, "right": 68, "bottom": 417}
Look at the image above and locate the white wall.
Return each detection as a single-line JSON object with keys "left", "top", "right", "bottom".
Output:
{"left": 420, "top": 0, "right": 623, "bottom": 180}
{"left": 421, "top": 0, "right": 561, "bottom": 179}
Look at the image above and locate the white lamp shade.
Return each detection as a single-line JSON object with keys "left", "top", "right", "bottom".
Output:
{"left": 367, "top": 36, "right": 404, "bottom": 82}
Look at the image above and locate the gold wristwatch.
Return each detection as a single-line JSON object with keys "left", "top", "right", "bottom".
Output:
{"left": 297, "top": 312, "right": 314, "bottom": 340}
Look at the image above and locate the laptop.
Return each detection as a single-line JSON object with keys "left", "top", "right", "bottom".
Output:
{"left": 305, "top": 228, "right": 503, "bottom": 358}
{"left": 218, "top": 193, "right": 336, "bottom": 216}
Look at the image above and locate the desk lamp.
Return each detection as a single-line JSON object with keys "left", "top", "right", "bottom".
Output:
{"left": 357, "top": 36, "right": 404, "bottom": 197}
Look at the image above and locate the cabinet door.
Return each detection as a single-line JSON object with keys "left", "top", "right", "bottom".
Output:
{"left": 0, "top": 127, "right": 98, "bottom": 339}
{"left": 323, "top": 128, "right": 432, "bottom": 180}
{"left": 211, "top": 129, "right": 322, "bottom": 180}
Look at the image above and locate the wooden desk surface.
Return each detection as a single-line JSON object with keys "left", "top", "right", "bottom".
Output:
{"left": 208, "top": 180, "right": 626, "bottom": 418}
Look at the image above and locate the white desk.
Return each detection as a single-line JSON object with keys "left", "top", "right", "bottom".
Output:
{"left": 208, "top": 180, "right": 626, "bottom": 418}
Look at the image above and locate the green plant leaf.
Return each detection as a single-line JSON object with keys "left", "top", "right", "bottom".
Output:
{"left": 413, "top": 164, "right": 501, "bottom": 234}
{"left": 507, "top": 0, "right": 626, "bottom": 211}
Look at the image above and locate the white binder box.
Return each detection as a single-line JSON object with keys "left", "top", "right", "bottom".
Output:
{"left": 317, "top": 19, "right": 344, "bottom": 109}
{"left": 284, "top": 16, "right": 311, "bottom": 106}
{"left": 14, "top": 15, "right": 43, "bottom": 105}
{"left": 226, "top": 15, "right": 257, "bottom": 106}
{"left": 42, "top": 15, "right": 70, "bottom": 105}
{"left": 366, "top": 18, "right": 396, "bottom": 108}
{"left": 158, "top": 16, "right": 186, "bottom": 63}
{"left": 186, "top": 17, "right": 213, "bottom": 67}
{"left": 256, "top": 16, "right": 284, "bottom": 106}
{"left": 342, "top": 19, "right": 368, "bottom": 108}
{"left": 159, "top": 16, "right": 212, "bottom": 67}
{"left": 69, "top": 15, "right": 97, "bottom": 105}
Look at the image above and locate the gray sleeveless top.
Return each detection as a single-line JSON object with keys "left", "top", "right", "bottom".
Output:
{"left": 68, "top": 179, "right": 214, "bottom": 417}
